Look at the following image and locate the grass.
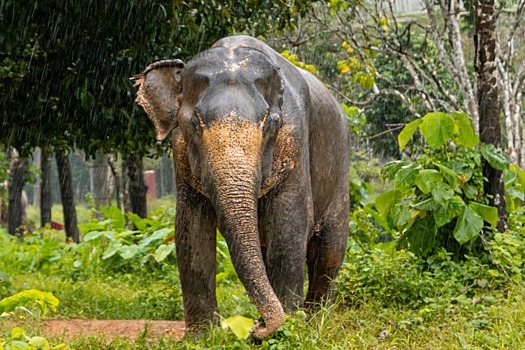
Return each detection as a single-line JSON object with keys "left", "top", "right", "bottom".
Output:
{"left": 1, "top": 224, "right": 525, "bottom": 349}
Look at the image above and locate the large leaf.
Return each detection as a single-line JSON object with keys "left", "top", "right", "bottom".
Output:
{"left": 419, "top": 112, "right": 455, "bottom": 149}
{"left": 153, "top": 244, "right": 175, "bottom": 262}
{"left": 139, "top": 228, "right": 173, "bottom": 249}
{"left": 83, "top": 230, "right": 116, "bottom": 242}
{"left": 375, "top": 190, "right": 401, "bottom": 218}
{"left": 100, "top": 205, "right": 126, "bottom": 230}
{"left": 431, "top": 182, "right": 454, "bottom": 205}
{"left": 381, "top": 160, "right": 407, "bottom": 180}
{"left": 119, "top": 245, "right": 140, "bottom": 260}
{"left": 452, "top": 111, "right": 479, "bottom": 148}
{"left": 469, "top": 202, "right": 498, "bottom": 227}
{"left": 394, "top": 163, "right": 421, "bottom": 190}
{"left": 433, "top": 196, "right": 465, "bottom": 227}
{"left": 400, "top": 215, "right": 437, "bottom": 256}
{"left": 0, "top": 289, "right": 59, "bottom": 315}
{"left": 480, "top": 144, "right": 509, "bottom": 171}
{"left": 415, "top": 169, "right": 442, "bottom": 194}
{"left": 434, "top": 163, "right": 459, "bottom": 188}
{"left": 398, "top": 119, "right": 422, "bottom": 151}
{"left": 102, "top": 241, "right": 123, "bottom": 259}
{"left": 364, "top": 204, "right": 393, "bottom": 234}
{"left": 389, "top": 204, "right": 411, "bottom": 228}
{"left": 454, "top": 207, "right": 484, "bottom": 244}
{"left": 221, "top": 315, "right": 254, "bottom": 339}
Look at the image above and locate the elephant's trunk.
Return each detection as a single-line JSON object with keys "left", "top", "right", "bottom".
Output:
{"left": 202, "top": 119, "right": 285, "bottom": 338}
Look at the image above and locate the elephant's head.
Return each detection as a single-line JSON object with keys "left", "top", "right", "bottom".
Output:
{"left": 133, "top": 46, "right": 286, "bottom": 338}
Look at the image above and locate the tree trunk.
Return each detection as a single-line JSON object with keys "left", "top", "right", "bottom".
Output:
{"left": 55, "top": 150, "right": 80, "bottom": 243}
{"left": 108, "top": 156, "right": 121, "bottom": 210}
{"left": 7, "top": 157, "right": 28, "bottom": 235}
{"left": 474, "top": 0, "right": 507, "bottom": 232}
{"left": 125, "top": 157, "right": 147, "bottom": 218}
{"left": 40, "top": 150, "right": 52, "bottom": 227}
{"left": 90, "top": 151, "right": 111, "bottom": 210}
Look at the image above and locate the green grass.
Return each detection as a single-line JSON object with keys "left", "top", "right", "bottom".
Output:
{"left": 1, "top": 224, "right": 525, "bottom": 349}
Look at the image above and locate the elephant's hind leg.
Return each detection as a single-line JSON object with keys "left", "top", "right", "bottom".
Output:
{"left": 306, "top": 181, "right": 349, "bottom": 305}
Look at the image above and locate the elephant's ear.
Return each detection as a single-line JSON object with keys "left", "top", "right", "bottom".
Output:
{"left": 132, "top": 59, "right": 185, "bottom": 141}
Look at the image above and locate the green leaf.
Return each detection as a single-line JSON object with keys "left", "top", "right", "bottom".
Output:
{"left": 364, "top": 204, "right": 393, "bottom": 233}
{"left": 10, "top": 327, "right": 26, "bottom": 340}
{"left": 153, "top": 244, "right": 175, "bottom": 262}
{"left": 221, "top": 315, "right": 254, "bottom": 339}
{"left": 469, "top": 202, "right": 498, "bottom": 227}
{"left": 100, "top": 205, "right": 126, "bottom": 230}
{"left": 389, "top": 204, "right": 411, "bottom": 228}
{"left": 411, "top": 197, "right": 436, "bottom": 211}
{"left": 102, "top": 241, "right": 123, "bottom": 259}
{"left": 381, "top": 160, "right": 407, "bottom": 180}
{"left": 118, "top": 245, "right": 139, "bottom": 260}
{"left": 375, "top": 190, "right": 401, "bottom": 218}
{"left": 28, "top": 336, "right": 50, "bottom": 349}
{"left": 83, "top": 230, "right": 116, "bottom": 242}
{"left": 394, "top": 163, "right": 421, "bottom": 189}
{"left": 431, "top": 182, "right": 454, "bottom": 205}
{"left": 398, "top": 119, "right": 422, "bottom": 150}
{"left": 139, "top": 228, "right": 173, "bottom": 249}
{"left": 434, "top": 163, "right": 459, "bottom": 188}
{"left": 452, "top": 111, "right": 479, "bottom": 148}
{"left": 480, "top": 144, "right": 509, "bottom": 171}
{"left": 399, "top": 216, "right": 437, "bottom": 256}
{"left": 0, "top": 290, "right": 59, "bottom": 315}
{"left": 454, "top": 207, "right": 484, "bottom": 244}
{"left": 127, "top": 212, "right": 150, "bottom": 231}
{"left": 419, "top": 112, "right": 455, "bottom": 149}
{"left": 433, "top": 196, "right": 465, "bottom": 227}
{"left": 415, "top": 169, "right": 442, "bottom": 194}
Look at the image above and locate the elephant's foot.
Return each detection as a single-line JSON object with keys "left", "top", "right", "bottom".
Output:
{"left": 251, "top": 311, "right": 285, "bottom": 339}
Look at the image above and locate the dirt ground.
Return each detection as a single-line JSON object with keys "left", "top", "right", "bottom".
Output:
{"left": 41, "top": 319, "right": 186, "bottom": 342}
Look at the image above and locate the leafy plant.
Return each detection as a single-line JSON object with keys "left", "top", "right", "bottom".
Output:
{"left": 79, "top": 205, "right": 176, "bottom": 272}
{"left": 0, "top": 290, "right": 67, "bottom": 350}
{"left": 369, "top": 111, "right": 507, "bottom": 257}
{"left": 0, "top": 289, "right": 58, "bottom": 316}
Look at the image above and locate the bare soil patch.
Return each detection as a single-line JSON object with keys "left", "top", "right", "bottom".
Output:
{"left": 41, "top": 319, "right": 186, "bottom": 342}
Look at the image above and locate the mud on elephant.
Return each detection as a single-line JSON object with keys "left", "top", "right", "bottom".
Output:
{"left": 133, "top": 35, "right": 350, "bottom": 339}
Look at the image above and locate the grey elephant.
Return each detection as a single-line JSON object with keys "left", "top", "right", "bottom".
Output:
{"left": 133, "top": 35, "right": 349, "bottom": 339}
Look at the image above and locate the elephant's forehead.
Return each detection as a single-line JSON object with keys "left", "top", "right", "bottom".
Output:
{"left": 187, "top": 47, "right": 275, "bottom": 80}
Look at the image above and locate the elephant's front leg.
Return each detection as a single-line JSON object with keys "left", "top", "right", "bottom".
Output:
{"left": 259, "top": 180, "right": 314, "bottom": 311}
{"left": 175, "top": 182, "right": 218, "bottom": 329}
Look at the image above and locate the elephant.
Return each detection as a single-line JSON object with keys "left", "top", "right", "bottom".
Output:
{"left": 133, "top": 35, "right": 350, "bottom": 339}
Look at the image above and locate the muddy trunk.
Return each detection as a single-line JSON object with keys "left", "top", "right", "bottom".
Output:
{"left": 203, "top": 120, "right": 285, "bottom": 338}
{"left": 216, "top": 179, "right": 285, "bottom": 339}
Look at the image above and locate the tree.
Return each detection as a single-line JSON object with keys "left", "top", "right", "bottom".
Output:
{"left": 297, "top": 0, "right": 521, "bottom": 229}
{"left": 1, "top": 0, "right": 313, "bottom": 236}
{"left": 55, "top": 151, "right": 80, "bottom": 243}
{"left": 474, "top": 0, "right": 507, "bottom": 231}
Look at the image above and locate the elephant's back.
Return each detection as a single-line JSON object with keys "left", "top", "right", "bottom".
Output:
{"left": 300, "top": 69, "right": 350, "bottom": 223}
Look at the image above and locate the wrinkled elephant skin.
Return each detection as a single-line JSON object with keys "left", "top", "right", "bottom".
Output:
{"left": 133, "top": 36, "right": 350, "bottom": 339}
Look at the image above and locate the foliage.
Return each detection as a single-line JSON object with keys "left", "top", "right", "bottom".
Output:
{"left": 0, "top": 290, "right": 58, "bottom": 316}
{"left": 368, "top": 111, "right": 508, "bottom": 258}
{"left": 0, "top": 0, "right": 313, "bottom": 158}
{"left": 1, "top": 327, "right": 69, "bottom": 350}
{"left": 0, "top": 290, "right": 67, "bottom": 350}
{"left": 79, "top": 204, "right": 176, "bottom": 271}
